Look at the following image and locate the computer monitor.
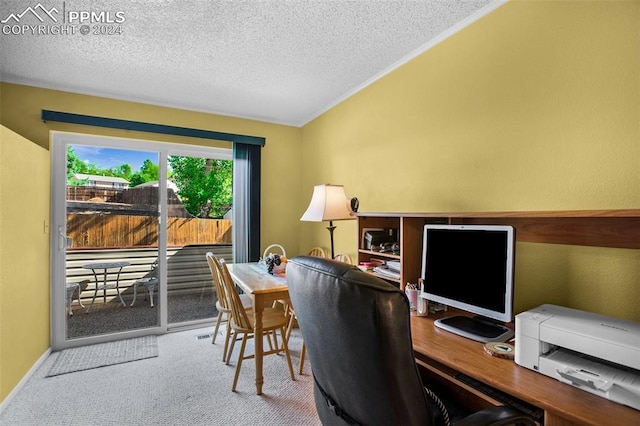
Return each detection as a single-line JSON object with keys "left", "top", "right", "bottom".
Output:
{"left": 420, "top": 224, "right": 516, "bottom": 343}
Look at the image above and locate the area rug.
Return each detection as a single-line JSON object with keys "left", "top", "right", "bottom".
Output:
{"left": 46, "top": 335, "right": 158, "bottom": 377}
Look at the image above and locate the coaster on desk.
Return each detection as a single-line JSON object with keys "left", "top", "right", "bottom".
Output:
{"left": 483, "top": 342, "right": 515, "bottom": 359}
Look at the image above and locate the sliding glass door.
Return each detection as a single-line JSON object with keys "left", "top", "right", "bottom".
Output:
{"left": 164, "top": 153, "right": 234, "bottom": 326}
{"left": 51, "top": 132, "right": 232, "bottom": 350}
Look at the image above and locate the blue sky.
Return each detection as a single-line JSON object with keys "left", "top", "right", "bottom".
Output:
{"left": 72, "top": 145, "right": 158, "bottom": 172}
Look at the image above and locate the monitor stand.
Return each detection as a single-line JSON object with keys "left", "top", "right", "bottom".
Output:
{"left": 434, "top": 315, "right": 514, "bottom": 343}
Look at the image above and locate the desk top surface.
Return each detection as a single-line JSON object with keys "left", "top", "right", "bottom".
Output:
{"left": 411, "top": 313, "right": 640, "bottom": 425}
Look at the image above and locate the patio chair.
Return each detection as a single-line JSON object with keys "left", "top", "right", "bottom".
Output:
{"left": 130, "top": 260, "right": 158, "bottom": 307}
{"left": 66, "top": 279, "right": 89, "bottom": 316}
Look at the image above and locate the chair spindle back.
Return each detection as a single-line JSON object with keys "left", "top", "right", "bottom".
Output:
{"left": 217, "top": 258, "right": 253, "bottom": 332}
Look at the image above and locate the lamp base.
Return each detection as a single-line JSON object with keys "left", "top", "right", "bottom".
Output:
{"left": 327, "top": 221, "right": 336, "bottom": 259}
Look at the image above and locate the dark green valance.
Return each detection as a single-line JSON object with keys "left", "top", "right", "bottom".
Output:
{"left": 41, "top": 110, "right": 265, "bottom": 146}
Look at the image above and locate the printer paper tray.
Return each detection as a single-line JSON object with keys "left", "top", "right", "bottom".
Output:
{"left": 539, "top": 348, "right": 640, "bottom": 411}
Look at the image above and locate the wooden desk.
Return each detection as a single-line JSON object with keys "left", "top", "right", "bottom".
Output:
{"left": 411, "top": 313, "right": 640, "bottom": 425}
{"left": 227, "top": 263, "right": 289, "bottom": 395}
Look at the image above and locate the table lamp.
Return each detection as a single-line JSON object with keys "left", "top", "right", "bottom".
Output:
{"left": 300, "top": 184, "right": 355, "bottom": 259}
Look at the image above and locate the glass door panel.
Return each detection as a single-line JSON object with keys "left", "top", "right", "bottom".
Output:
{"left": 166, "top": 154, "right": 233, "bottom": 326}
{"left": 65, "top": 144, "right": 161, "bottom": 339}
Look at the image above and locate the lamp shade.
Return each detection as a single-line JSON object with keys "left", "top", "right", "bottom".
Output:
{"left": 300, "top": 184, "right": 354, "bottom": 222}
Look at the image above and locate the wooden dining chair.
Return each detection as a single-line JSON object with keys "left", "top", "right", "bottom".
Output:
{"left": 285, "top": 305, "right": 307, "bottom": 374}
{"left": 267, "top": 244, "right": 289, "bottom": 308}
{"left": 307, "top": 246, "right": 326, "bottom": 258}
{"left": 263, "top": 243, "right": 287, "bottom": 259}
{"left": 206, "top": 252, "right": 252, "bottom": 362}
{"left": 334, "top": 253, "right": 352, "bottom": 264}
{"left": 216, "top": 258, "right": 295, "bottom": 391}
{"left": 276, "top": 246, "right": 325, "bottom": 373}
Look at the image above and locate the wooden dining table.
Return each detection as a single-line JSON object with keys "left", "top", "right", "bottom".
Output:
{"left": 226, "top": 262, "right": 289, "bottom": 395}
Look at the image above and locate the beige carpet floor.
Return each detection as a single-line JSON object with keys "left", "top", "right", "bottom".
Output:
{"left": 0, "top": 326, "right": 320, "bottom": 425}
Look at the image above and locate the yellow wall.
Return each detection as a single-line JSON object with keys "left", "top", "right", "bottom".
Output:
{"left": 0, "top": 83, "right": 303, "bottom": 402}
{"left": 0, "top": 126, "right": 51, "bottom": 401}
{"left": 0, "top": 82, "right": 303, "bottom": 254}
{"left": 301, "top": 1, "right": 640, "bottom": 320}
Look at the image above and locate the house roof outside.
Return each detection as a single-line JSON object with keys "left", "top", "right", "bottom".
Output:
{"left": 134, "top": 180, "right": 180, "bottom": 193}
{"left": 72, "top": 174, "right": 130, "bottom": 185}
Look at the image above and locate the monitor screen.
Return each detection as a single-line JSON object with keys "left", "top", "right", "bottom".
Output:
{"left": 420, "top": 224, "right": 516, "bottom": 342}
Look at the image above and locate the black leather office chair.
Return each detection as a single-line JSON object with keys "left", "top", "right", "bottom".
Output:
{"left": 287, "top": 256, "right": 536, "bottom": 426}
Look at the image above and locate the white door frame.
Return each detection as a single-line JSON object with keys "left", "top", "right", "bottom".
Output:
{"left": 50, "top": 131, "right": 231, "bottom": 350}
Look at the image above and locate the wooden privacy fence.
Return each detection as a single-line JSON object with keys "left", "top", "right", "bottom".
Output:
{"left": 67, "top": 186, "right": 183, "bottom": 205}
{"left": 66, "top": 214, "right": 232, "bottom": 248}
{"left": 67, "top": 186, "right": 124, "bottom": 203}
{"left": 67, "top": 187, "right": 193, "bottom": 217}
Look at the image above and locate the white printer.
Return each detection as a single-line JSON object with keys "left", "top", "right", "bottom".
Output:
{"left": 515, "top": 304, "right": 640, "bottom": 410}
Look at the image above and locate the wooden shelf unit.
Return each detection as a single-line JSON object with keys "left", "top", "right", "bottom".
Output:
{"left": 356, "top": 210, "right": 640, "bottom": 290}
{"left": 356, "top": 210, "right": 640, "bottom": 424}
{"left": 356, "top": 214, "right": 434, "bottom": 288}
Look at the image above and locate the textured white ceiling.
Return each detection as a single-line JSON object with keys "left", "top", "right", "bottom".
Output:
{"left": 0, "top": 0, "right": 502, "bottom": 126}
